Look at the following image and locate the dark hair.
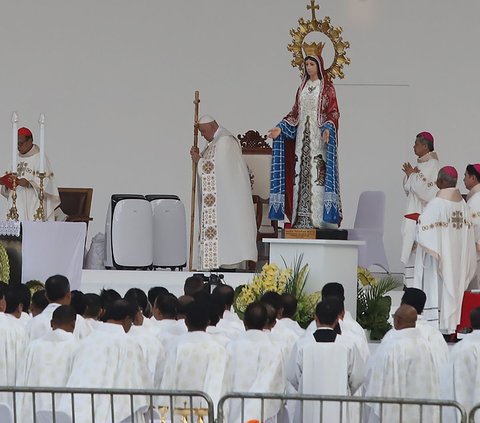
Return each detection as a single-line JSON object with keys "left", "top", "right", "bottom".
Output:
{"left": 107, "top": 299, "right": 136, "bottom": 321}
{"left": 262, "top": 302, "right": 277, "bottom": 327}
{"left": 207, "top": 295, "right": 224, "bottom": 327}
{"left": 281, "top": 293, "right": 297, "bottom": 318}
{"left": 304, "top": 56, "right": 322, "bottom": 80}
{"left": 52, "top": 305, "right": 77, "bottom": 325}
{"left": 315, "top": 298, "right": 342, "bottom": 325}
{"left": 322, "top": 282, "right": 345, "bottom": 301}
{"left": 70, "top": 290, "right": 86, "bottom": 315}
{"left": 401, "top": 288, "right": 427, "bottom": 314}
{"left": 5, "top": 285, "right": 22, "bottom": 313}
{"left": 124, "top": 288, "right": 148, "bottom": 312}
{"left": 17, "top": 284, "right": 31, "bottom": 312}
{"left": 99, "top": 288, "right": 121, "bottom": 321}
{"left": 185, "top": 300, "right": 209, "bottom": 331}
{"left": 0, "top": 281, "right": 8, "bottom": 299}
{"left": 260, "top": 291, "right": 283, "bottom": 314}
{"left": 466, "top": 164, "right": 480, "bottom": 182}
{"left": 471, "top": 307, "right": 480, "bottom": 330}
{"left": 177, "top": 295, "right": 195, "bottom": 317}
{"left": 83, "top": 293, "right": 102, "bottom": 318}
{"left": 148, "top": 286, "right": 169, "bottom": 308}
{"left": 31, "top": 290, "right": 49, "bottom": 312}
{"left": 416, "top": 133, "right": 434, "bottom": 152}
{"left": 244, "top": 302, "right": 267, "bottom": 330}
{"left": 155, "top": 293, "right": 178, "bottom": 319}
{"left": 45, "top": 275, "right": 70, "bottom": 302}
{"left": 212, "top": 284, "right": 234, "bottom": 308}
{"left": 184, "top": 276, "right": 205, "bottom": 296}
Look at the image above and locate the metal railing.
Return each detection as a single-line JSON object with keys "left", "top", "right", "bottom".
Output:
{"left": 217, "top": 392, "right": 467, "bottom": 423}
{"left": 0, "top": 386, "right": 214, "bottom": 423}
{"left": 469, "top": 403, "right": 480, "bottom": 423}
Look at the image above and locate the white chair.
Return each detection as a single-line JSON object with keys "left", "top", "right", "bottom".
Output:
{"left": 0, "top": 403, "right": 13, "bottom": 423}
{"left": 347, "top": 191, "right": 389, "bottom": 272}
{"left": 36, "top": 410, "right": 72, "bottom": 423}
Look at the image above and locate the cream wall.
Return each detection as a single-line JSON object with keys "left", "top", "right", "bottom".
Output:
{"left": 1, "top": 0, "right": 479, "bottom": 274}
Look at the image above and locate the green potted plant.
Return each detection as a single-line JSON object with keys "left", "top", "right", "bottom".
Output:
{"left": 357, "top": 267, "right": 402, "bottom": 340}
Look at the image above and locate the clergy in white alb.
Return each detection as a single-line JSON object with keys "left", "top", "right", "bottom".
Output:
{"left": 382, "top": 287, "right": 449, "bottom": 398}
{"left": 225, "top": 302, "right": 285, "bottom": 423}
{"left": 363, "top": 305, "right": 440, "bottom": 423}
{"left": 401, "top": 131, "right": 440, "bottom": 267}
{"left": 151, "top": 293, "right": 187, "bottom": 351}
{"left": 190, "top": 115, "right": 257, "bottom": 270}
{"left": 0, "top": 127, "right": 60, "bottom": 221}
{"left": 159, "top": 301, "right": 228, "bottom": 412}
{"left": 19, "top": 306, "right": 78, "bottom": 423}
{"left": 275, "top": 293, "right": 305, "bottom": 338}
{"left": 442, "top": 307, "right": 480, "bottom": 422}
{"left": 212, "top": 284, "right": 245, "bottom": 339}
{"left": 288, "top": 299, "right": 365, "bottom": 423}
{"left": 26, "top": 275, "right": 90, "bottom": 340}
{"left": 61, "top": 300, "right": 152, "bottom": 423}
{"left": 465, "top": 163, "right": 480, "bottom": 289}
{"left": 413, "top": 166, "right": 477, "bottom": 333}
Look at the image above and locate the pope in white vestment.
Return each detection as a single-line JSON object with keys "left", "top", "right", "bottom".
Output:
{"left": 1, "top": 127, "right": 60, "bottom": 221}
{"left": 191, "top": 115, "right": 257, "bottom": 270}
{"left": 414, "top": 167, "right": 477, "bottom": 333}
{"left": 401, "top": 132, "right": 440, "bottom": 265}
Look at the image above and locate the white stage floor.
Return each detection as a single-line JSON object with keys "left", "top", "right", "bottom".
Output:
{"left": 80, "top": 269, "right": 255, "bottom": 297}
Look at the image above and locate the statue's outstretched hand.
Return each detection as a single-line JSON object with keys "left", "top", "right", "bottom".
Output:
{"left": 267, "top": 127, "right": 281, "bottom": 140}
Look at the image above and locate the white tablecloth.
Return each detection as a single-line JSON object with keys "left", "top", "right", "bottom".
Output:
{"left": 21, "top": 222, "right": 86, "bottom": 289}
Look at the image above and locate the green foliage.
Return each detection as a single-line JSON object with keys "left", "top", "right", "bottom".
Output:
{"left": 357, "top": 275, "right": 402, "bottom": 340}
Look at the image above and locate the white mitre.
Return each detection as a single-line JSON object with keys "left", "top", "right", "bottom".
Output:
{"left": 198, "top": 115, "right": 216, "bottom": 124}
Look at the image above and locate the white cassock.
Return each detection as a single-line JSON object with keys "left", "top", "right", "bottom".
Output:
{"left": 152, "top": 318, "right": 187, "bottom": 349}
{"left": 414, "top": 188, "right": 477, "bottom": 332}
{"left": 128, "top": 325, "right": 165, "bottom": 384}
{"left": 275, "top": 317, "right": 305, "bottom": 338}
{"left": 442, "top": 330, "right": 480, "bottom": 422}
{"left": 197, "top": 127, "right": 257, "bottom": 269}
{"left": 206, "top": 325, "right": 231, "bottom": 347}
{"left": 467, "top": 184, "right": 480, "bottom": 289}
{"left": 288, "top": 329, "right": 365, "bottom": 423}
{"left": 19, "top": 329, "right": 77, "bottom": 423}
{"left": 225, "top": 329, "right": 286, "bottom": 423}
{"left": 1, "top": 144, "right": 60, "bottom": 221}
{"left": 26, "top": 303, "right": 91, "bottom": 340}
{"left": 159, "top": 331, "right": 228, "bottom": 412}
{"left": 61, "top": 322, "right": 152, "bottom": 423}
{"left": 401, "top": 151, "right": 440, "bottom": 264}
{"left": 215, "top": 309, "right": 245, "bottom": 339}
{"left": 270, "top": 321, "right": 300, "bottom": 360}
{"left": 19, "top": 311, "right": 32, "bottom": 326}
{"left": 363, "top": 327, "right": 440, "bottom": 423}
{"left": 0, "top": 313, "right": 28, "bottom": 406}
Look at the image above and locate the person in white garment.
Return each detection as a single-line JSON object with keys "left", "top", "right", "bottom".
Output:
{"left": 363, "top": 304, "right": 440, "bottom": 423}
{"left": 288, "top": 298, "right": 365, "bottom": 423}
{"left": 443, "top": 307, "right": 480, "bottom": 421}
{"left": 212, "top": 284, "right": 244, "bottom": 339}
{"left": 414, "top": 166, "right": 477, "bottom": 335}
{"left": 401, "top": 131, "right": 440, "bottom": 282}
{"left": 26, "top": 274, "right": 90, "bottom": 340}
{"left": 0, "top": 284, "right": 28, "bottom": 406}
{"left": 383, "top": 288, "right": 449, "bottom": 380}
{"left": 225, "top": 302, "right": 285, "bottom": 423}
{"left": 190, "top": 115, "right": 257, "bottom": 270}
{"left": 20, "top": 305, "right": 77, "bottom": 423}
{"left": 0, "top": 127, "right": 60, "bottom": 221}
{"left": 276, "top": 293, "right": 305, "bottom": 338}
{"left": 159, "top": 300, "right": 228, "bottom": 411}
{"left": 464, "top": 163, "right": 480, "bottom": 288}
{"left": 62, "top": 300, "right": 152, "bottom": 423}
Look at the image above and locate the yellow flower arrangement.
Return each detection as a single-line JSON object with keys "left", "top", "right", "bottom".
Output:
{"left": 234, "top": 255, "right": 320, "bottom": 328}
{"left": 0, "top": 243, "right": 10, "bottom": 283}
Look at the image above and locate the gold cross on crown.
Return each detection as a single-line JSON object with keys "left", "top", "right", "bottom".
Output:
{"left": 307, "top": 0, "right": 320, "bottom": 21}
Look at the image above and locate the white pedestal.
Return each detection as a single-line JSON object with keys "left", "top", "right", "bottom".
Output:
{"left": 264, "top": 238, "right": 365, "bottom": 318}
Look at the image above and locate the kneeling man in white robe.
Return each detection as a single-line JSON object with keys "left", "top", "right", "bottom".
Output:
{"left": 364, "top": 304, "right": 440, "bottom": 423}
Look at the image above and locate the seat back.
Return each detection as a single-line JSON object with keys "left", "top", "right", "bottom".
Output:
{"left": 0, "top": 403, "right": 13, "bottom": 423}
{"left": 36, "top": 410, "right": 72, "bottom": 423}
{"left": 354, "top": 191, "right": 386, "bottom": 231}
{"left": 58, "top": 187, "right": 93, "bottom": 225}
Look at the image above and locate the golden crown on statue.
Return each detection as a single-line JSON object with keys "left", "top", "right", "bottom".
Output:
{"left": 302, "top": 41, "right": 325, "bottom": 57}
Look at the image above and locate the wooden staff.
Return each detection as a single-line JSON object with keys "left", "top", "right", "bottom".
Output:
{"left": 188, "top": 91, "right": 200, "bottom": 270}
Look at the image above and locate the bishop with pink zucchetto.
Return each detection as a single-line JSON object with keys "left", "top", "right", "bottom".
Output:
{"left": 413, "top": 164, "right": 477, "bottom": 337}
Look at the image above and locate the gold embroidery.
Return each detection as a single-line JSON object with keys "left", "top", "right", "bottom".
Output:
{"left": 451, "top": 211, "right": 464, "bottom": 229}
{"left": 202, "top": 161, "right": 214, "bottom": 174}
{"left": 204, "top": 194, "right": 216, "bottom": 207}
